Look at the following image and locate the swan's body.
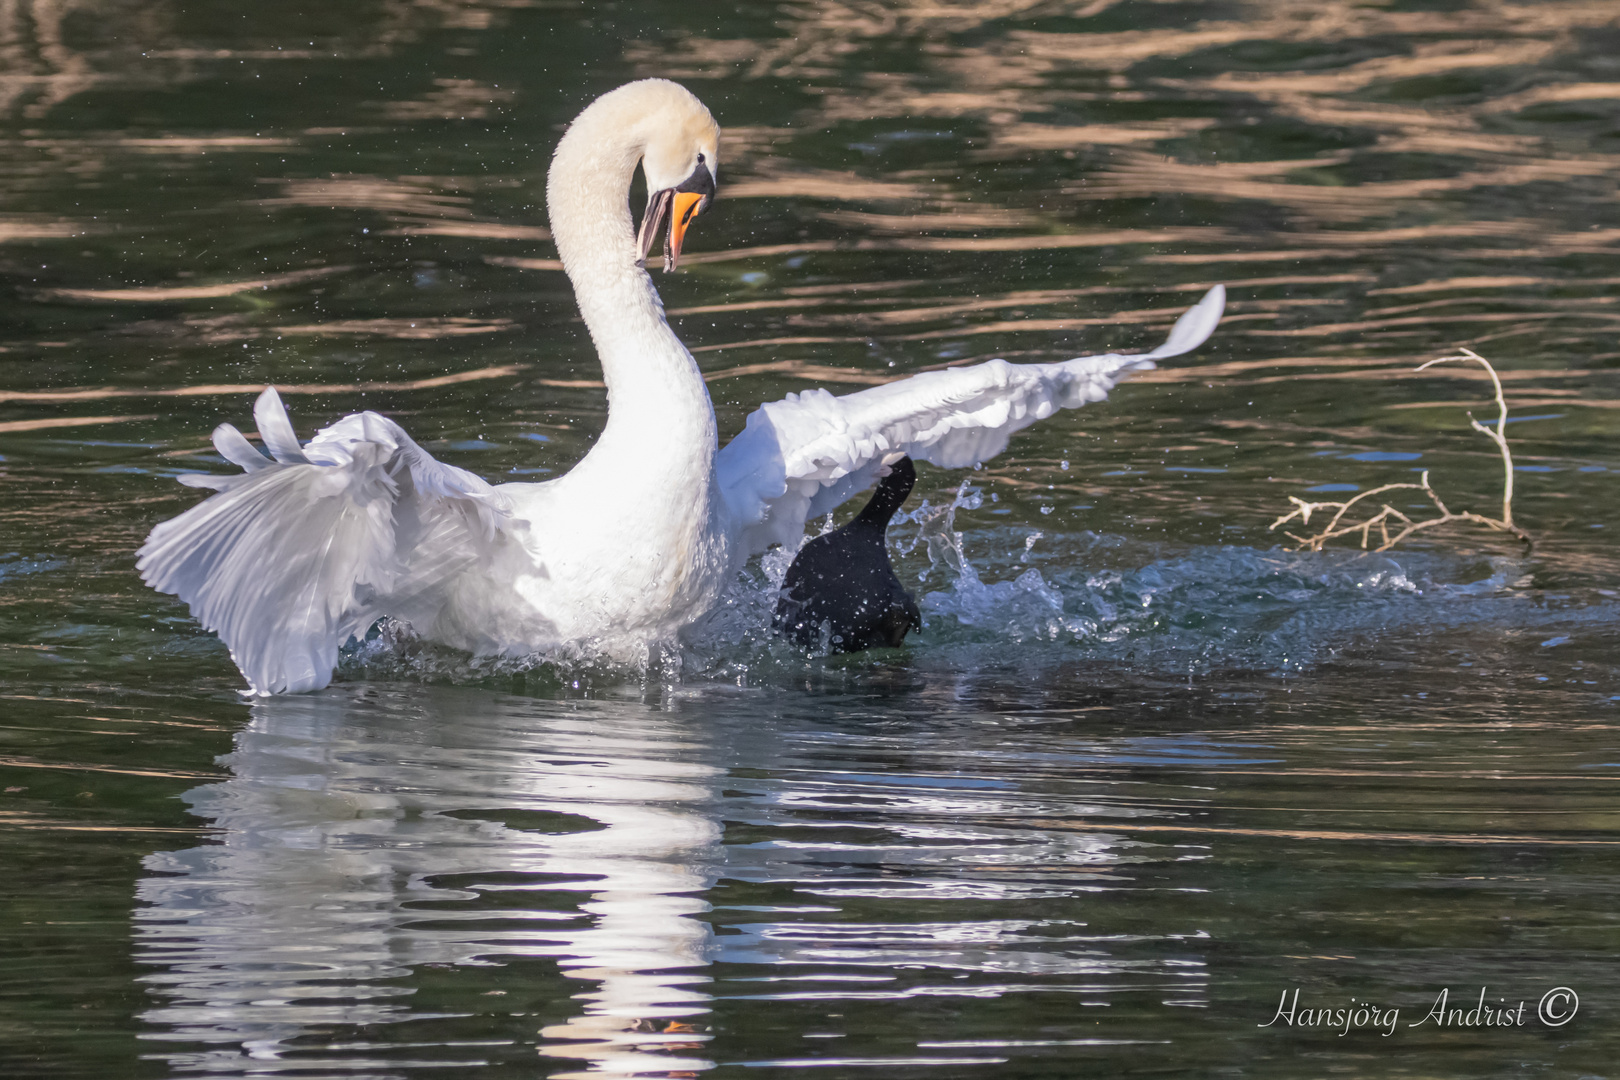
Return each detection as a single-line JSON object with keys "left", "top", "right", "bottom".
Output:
{"left": 138, "top": 80, "right": 1225, "bottom": 695}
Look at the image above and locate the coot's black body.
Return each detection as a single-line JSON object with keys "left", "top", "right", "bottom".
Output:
{"left": 773, "top": 456, "right": 921, "bottom": 652}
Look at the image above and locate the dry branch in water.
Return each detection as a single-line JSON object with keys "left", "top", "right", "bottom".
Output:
{"left": 1269, "top": 349, "right": 1534, "bottom": 553}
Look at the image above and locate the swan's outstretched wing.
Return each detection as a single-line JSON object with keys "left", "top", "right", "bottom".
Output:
{"left": 137, "top": 388, "right": 517, "bottom": 695}
{"left": 717, "top": 285, "right": 1223, "bottom": 555}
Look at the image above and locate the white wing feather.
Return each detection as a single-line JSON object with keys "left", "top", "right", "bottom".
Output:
{"left": 717, "top": 285, "right": 1224, "bottom": 555}
{"left": 137, "top": 388, "right": 515, "bottom": 695}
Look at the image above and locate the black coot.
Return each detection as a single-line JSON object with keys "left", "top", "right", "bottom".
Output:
{"left": 773, "top": 456, "right": 921, "bottom": 652}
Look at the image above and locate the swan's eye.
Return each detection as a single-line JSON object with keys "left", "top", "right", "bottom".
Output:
{"left": 696, "top": 153, "right": 706, "bottom": 164}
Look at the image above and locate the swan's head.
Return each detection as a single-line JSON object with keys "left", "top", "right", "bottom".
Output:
{"left": 631, "top": 82, "right": 720, "bottom": 272}
{"left": 550, "top": 79, "right": 721, "bottom": 273}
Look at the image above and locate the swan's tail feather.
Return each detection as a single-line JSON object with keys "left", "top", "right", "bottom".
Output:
{"left": 138, "top": 388, "right": 511, "bottom": 695}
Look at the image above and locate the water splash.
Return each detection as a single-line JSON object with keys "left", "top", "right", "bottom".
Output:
{"left": 332, "top": 503, "right": 1604, "bottom": 692}
{"left": 339, "top": 618, "right": 691, "bottom": 695}
{"left": 1021, "top": 532, "right": 1042, "bottom": 564}
{"left": 891, "top": 478, "right": 983, "bottom": 581}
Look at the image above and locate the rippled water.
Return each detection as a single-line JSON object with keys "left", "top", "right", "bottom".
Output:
{"left": 3, "top": 1, "right": 1619, "bottom": 1076}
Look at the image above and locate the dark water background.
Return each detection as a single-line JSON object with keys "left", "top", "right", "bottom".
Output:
{"left": 3, "top": 1, "right": 1619, "bottom": 1076}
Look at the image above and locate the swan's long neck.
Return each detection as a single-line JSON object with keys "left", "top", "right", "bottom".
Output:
{"left": 545, "top": 109, "right": 716, "bottom": 483}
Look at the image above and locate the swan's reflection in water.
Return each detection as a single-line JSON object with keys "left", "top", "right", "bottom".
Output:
{"left": 133, "top": 680, "right": 1220, "bottom": 1075}
{"left": 134, "top": 686, "right": 724, "bottom": 1077}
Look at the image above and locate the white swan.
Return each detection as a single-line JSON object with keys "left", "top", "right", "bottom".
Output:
{"left": 138, "top": 79, "right": 1225, "bottom": 696}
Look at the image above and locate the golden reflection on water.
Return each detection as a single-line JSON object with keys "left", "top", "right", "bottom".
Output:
{"left": 605, "top": 0, "right": 1620, "bottom": 396}
{"left": 0, "top": 364, "right": 524, "bottom": 404}
{"left": 5, "top": 0, "right": 1609, "bottom": 430}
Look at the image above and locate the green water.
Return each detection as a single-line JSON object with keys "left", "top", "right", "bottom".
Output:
{"left": 3, "top": 1, "right": 1619, "bottom": 1076}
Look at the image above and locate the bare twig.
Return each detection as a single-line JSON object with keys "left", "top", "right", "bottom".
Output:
{"left": 1268, "top": 349, "right": 1534, "bottom": 553}
{"left": 1416, "top": 348, "right": 1515, "bottom": 529}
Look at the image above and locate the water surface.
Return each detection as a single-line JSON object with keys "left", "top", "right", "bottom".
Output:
{"left": 2, "top": 1, "right": 1618, "bottom": 1077}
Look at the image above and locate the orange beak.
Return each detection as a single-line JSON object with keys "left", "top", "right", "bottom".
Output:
{"left": 635, "top": 160, "right": 717, "bottom": 272}
{"left": 667, "top": 191, "right": 707, "bottom": 270}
